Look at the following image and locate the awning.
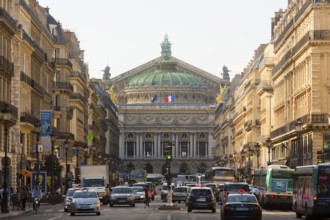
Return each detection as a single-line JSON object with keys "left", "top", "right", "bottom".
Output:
{"left": 21, "top": 169, "right": 32, "bottom": 177}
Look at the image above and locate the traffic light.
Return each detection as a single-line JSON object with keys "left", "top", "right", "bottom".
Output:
{"left": 165, "top": 146, "right": 172, "bottom": 161}
{"left": 317, "top": 150, "right": 323, "bottom": 164}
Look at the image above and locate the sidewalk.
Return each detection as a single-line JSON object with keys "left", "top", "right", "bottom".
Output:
{"left": 0, "top": 205, "right": 32, "bottom": 219}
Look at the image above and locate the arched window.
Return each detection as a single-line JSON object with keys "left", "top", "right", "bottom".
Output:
{"left": 128, "top": 133, "right": 133, "bottom": 138}
{"left": 182, "top": 133, "right": 187, "bottom": 138}
{"left": 164, "top": 133, "right": 169, "bottom": 138}
{"left": 146, "top": 133, "right": 151, "bottom": 138}
{"left": 200, "top": 133, "right": 205, "bottom": 138}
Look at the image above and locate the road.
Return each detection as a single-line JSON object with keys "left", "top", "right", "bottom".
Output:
{"left": 8, "top": 199, "right": 311, "bottom": 220}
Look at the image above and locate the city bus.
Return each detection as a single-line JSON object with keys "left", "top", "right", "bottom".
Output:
{"left": 292, "top": 163, "right": 330, "bottom": 219}
{"left": 253, "top": 165, "right": 294, "bottom": 207}
{"left": 209, "top": 167, "right": 236, "bottom": 185}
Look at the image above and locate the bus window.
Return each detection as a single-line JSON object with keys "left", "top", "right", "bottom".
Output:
{"left": 272, "top": 170, "right": 293, "bottom": 178}
{"left": 317, "top": 166, "right": 330, "bottom": 197}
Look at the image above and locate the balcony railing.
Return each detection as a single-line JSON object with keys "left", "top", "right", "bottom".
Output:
{"left": 0, "top": 56, "right": 14, "bottom": 76}
{"left": 244, "top": 120, "right": 252, "bottom": 132}
{"left": 31, "top": 80, "right": 44, "bottom": 94}
{"left": 20, "top": 71, "right": 33, "bottom": 87}
{"left": 0, "top": 101, "right": 18, "bottom": 122}
{"left": 256, "top": 80, "right": 273, "bottom": 93}
{"left": 22, "top": 31, "right": 47, "bottom": 61}
{"left": 71, "top": 93, "right": 88, "bottom": 103}
{"left": 20, "top": 112, "right": 40, "bottom": 126}
{"left": 71, "top": 71, "right": 87, "bottom": 84}
{"left": 0, "top": 7, "right": 17, "bottom": 33}
{"left": 52, "top": 58, "right": 73, "bottom": 69}
{"left": 53, "top": 81, "right": 74, "bottom": 92}
{"left": 54, "top": 131, "right": 75, "bottom": 141}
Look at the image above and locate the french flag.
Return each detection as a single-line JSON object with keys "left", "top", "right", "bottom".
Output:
{"left": 164, "top": 94, "right": 175, "bottom": 103}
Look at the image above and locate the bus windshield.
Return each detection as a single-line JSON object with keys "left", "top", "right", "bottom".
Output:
{"left": 272, "top": 170, "right": 293, "bottom": 179}
{"left": 317, "top": 166, "right": 330, "bottom": 198}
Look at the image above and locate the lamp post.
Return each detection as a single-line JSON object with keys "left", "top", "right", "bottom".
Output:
{"left": 32, "top": 123, "right": 42, "bottom": 191}
{"left": 50, "top": 134, "right": 56, "bottom": 194}
{"left": 255, "top": 143, "right": 260, "bottom": 169}
{"left": 1, "top": 105, "right": 11, "bottom": 213}
{"left": 64, "top": 138, "right": 69, "bottom": 193}
{"left": 266, "top": 138, "right": 272, "bottom": 166}
{"left": 295, "top": 119, "right": 303, "bottom": 166}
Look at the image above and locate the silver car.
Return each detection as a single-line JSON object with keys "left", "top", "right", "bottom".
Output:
{"left": 70, "top": 188, "right": 101, "bottom": 216}
{"left": 130, "top": 186, "right": 145, "bottom": 201}
{"left": 64, "top": 188, "right": 76, "bottom": 212}
{"left": 110, "top": 186, "right": 135, "bottom": 207}
{"left": 172, "top": 186, "right": 190, "bottom": 204}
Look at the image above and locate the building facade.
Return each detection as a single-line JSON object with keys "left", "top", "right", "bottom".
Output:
{"left": 108, "top": 35, "right": 221, "bottom": 175}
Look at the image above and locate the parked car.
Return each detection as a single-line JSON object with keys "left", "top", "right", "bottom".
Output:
{"left": 172, "top": 186, "right": 190, "bottom": 204}
{"left": 109, "top": 186, "right": 135, "bottom": 207}
{"left": 130, "top": 186, "right": 145, "bottom": 202}
{"left": 64, "top": 188, "right": 76, "bottom": 212}
{"left": 186, "top": 187, "right": 216, "bottom": 213}
{"left": 69, "top": 188, "right": 101, "bottom": 216}
{"left": 220, "top": 193, "right": 262, "bottom": 220}
{"left": 220, "top": 182, "right": 250, "bottom": 203}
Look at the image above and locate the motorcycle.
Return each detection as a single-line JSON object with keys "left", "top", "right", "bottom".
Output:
{"left": 33, "top": 198, "right": 41, "bottom": 213}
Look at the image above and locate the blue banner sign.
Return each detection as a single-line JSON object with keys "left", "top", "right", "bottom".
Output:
{"left": 40, "top": 110, "right": 52, "bottom": 137}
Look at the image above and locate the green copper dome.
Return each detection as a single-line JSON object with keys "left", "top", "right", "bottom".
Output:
{"left": 128, "top": 70, "right": 205, "bottom": 87}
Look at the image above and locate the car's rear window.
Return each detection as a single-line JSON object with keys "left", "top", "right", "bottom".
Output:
{"left": 225, "top": 184, "right": 250, "bottom": 192}
{"left": 227, "top": 195, "right": 257, "bottom": 203}
{"left": 191, "top": 189, "right": 212, "bottom": 196}
{"left": 174, "top": 187, "right": 188, "bottom": 193}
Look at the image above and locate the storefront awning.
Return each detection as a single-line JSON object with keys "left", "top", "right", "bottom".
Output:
{"left": 21, "top": 169, "right": 32, "bottom": 177}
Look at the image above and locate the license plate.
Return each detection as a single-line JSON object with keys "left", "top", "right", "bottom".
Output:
{"left": 236, "top": 207, "right": 248, "bottom": 211}
{"left": 119, "top": 200, "right": 126, "bottom": 203}
{"left": 196, "top": 198, "right": 206, "bottom": 202}
{"left": 82, "top": 205, "right": 89, "bottom": 208}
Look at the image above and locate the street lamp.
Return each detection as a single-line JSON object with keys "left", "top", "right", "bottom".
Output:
{"left": 1, "top": 104, "right": 11, "bottom": 213}
{"left": 64, "top": 138, "right": 69, "bottom": 193}
{"left": 50, "top": 133, "right": 56, "bottom": 194}
{"left": 295, "top": 119, "right": 303, "bottom": 166}
{"left": 255, "top": 143, "right": 260, "bottom": 169}
{"left": 266, "top": 138, "right": 272, "bottom": 166}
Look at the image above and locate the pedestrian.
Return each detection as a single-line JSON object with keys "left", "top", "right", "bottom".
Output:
{"left": 20, "top": 185, "right": 28, "bottom": 211}
{"left": 144, "top": 185, "right": 151, "bottom": 208}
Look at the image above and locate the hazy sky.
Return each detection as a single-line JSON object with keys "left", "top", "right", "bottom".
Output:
{"left": 38, "top": 0, "right": 288, "bottom": 79}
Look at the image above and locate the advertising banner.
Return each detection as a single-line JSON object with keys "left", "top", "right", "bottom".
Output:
{"left": 271, "top": 179, "right": 287, "bottom": 193}
{"left": 31, "top": 171, "right": 47, "bottom": 193}
{"left": 40, "top": 110, "right": 52, "bottom": 137}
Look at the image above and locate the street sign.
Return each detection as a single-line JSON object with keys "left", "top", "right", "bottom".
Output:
{"left": 1, "top": 156, "right": 11, "bottom": 166}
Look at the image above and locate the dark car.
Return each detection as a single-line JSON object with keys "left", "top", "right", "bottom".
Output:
{"left": 220, "top": 182, "right": 250, "bottom": 203}
{"left": 205, "top": 183, "right": 217, "bottom": 201}
{"left": 186, "top": 187, "right": 216, "bottom": 213}
{"left": 220, "top": 193, "right": 262, "bottom": 220}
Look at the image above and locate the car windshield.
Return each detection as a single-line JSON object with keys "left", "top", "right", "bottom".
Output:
{"left": 131, "top": 187, "right": 144, "bottom": 193}
{"left": 66, "top": 189, "right": 75, "bottom": 196}
{"left": 191, "top": 189, "right": 212, "bottom": 197}
{"left": 73, "top": 191, "right": 97, "bottom": 198}
{"left": 112, "top": 188, "right": 132, "bottom": 194}
{"left": 227, "top": 195, "right": 257, "bottom": 203}
{"left": 174, "top": 187, "right": 188, "bottom": 193}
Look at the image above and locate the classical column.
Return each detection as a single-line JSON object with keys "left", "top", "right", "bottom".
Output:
{"left": 189, "top": 133, "right": 193, "bottom": 159}
{"left": 136, "top": 133, "right": 140, "bottom": 159}
{"left": 139, "top": 133, "right": 143, "bottom": 159}
{"left": 175, "top": 134, "right": 179, "bottom": 159}
{"left": 208, "top": 132, "right": 212, "bottom": 159}
{"left": 158, "top": 134, "right": 161, "bottom": 158}
{"left": 119, "top": 133, "right": 124, "bottom": 158}
{"left": 154, "top": 134, "right": 157, "bottom": 158}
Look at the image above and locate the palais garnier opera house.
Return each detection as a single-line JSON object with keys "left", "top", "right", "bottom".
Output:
{"left": 106, "top": 35, "right": 224, "bottom": 175}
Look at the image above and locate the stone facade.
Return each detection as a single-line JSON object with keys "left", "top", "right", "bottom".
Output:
{"left": 107, "top": 35, "right": 221, "bottom": 175}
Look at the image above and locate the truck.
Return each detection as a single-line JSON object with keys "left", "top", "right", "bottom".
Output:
{"left": 80, "top": 165, "right": 110, "bottom": 205}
